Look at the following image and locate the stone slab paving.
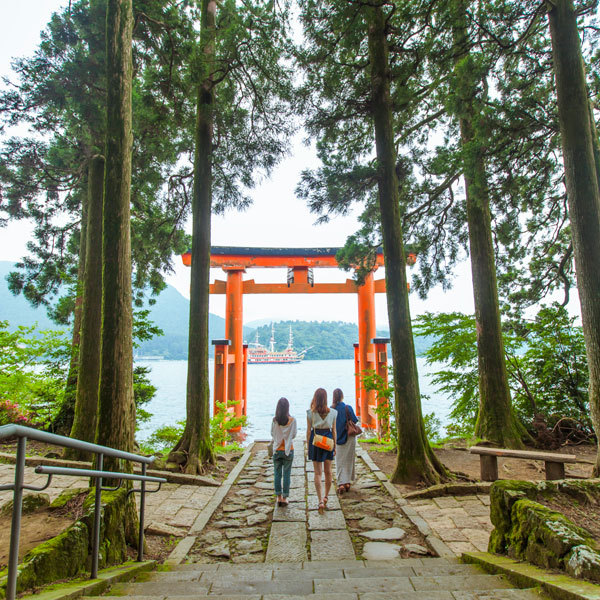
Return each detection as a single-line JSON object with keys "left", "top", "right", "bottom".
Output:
{"left": 310, "top": 530, "right": 355, "bottom": 561}
{"left": 0, "top": 463, "right": 216, "bottom": 534}
{"left": 405, "top": 495, "right": 493, "bottom": 555}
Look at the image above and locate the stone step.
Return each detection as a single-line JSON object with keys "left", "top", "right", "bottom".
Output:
{"left": 110, "top": 571, "right": 522, "bottom": 597}
{"left": 165, "top": 557, "right": 459, "bottom": 572}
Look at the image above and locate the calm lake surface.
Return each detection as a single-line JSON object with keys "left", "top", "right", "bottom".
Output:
{"left": 136, "top": 358, "right": 450, "bottom": 443}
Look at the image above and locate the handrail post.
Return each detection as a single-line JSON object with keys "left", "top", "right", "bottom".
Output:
{"left": 6, "top": 436, "right": 26, "bottom": 600}
{"left": 91, "top": 453, "right": 103, "bottom": 579}
{"left": 138, "top": 463, "right": 146, "bottom": 561}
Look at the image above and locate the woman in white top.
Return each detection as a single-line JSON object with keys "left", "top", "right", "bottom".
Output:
{"left": 271, "top": 397, "right": 297, "bottom": 506}
{"left": 306, "top": 387, "right": 337, "bottom": 513}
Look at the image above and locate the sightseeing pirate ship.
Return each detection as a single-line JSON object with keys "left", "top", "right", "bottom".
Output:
{"left": 247, "top": 324, "right": 310, "bottom": 364}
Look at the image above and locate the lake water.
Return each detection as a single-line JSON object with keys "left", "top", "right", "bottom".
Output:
{"left": 136, "top": 358, "right": 451, "bottom": 443}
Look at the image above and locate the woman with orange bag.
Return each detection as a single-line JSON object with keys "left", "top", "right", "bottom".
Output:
{"left": 306, "top": 388, "right": 337, "bottom": 513}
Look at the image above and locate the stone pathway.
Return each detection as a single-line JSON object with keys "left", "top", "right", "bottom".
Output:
{"left": 102, "top": 441, "right": 543, "bottom": 597}
{"left": 0, "top": 462, "right": 217, "bottom": 536}
{"left": 405, "top": 495, "right": 493, "bottom": 555}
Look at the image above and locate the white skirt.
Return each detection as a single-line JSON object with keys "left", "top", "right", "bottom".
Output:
{"left": 335, "top": 434, "right": 356, "bottom": 485}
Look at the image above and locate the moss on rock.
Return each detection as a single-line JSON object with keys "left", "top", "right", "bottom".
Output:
{"left": 49, "top": 487, "right": 89, "bottom": 510}
{"left": 488, "top": 478, "right": 600, "bottom": 584}
{"left": 1, "top": 493, "right": 51, "bottom": 516}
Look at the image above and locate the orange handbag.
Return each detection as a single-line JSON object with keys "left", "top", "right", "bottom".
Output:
{"left": 313, "top": 432, "right": 334, "bottom": 451}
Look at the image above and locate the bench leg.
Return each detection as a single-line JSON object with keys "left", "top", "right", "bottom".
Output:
{"left": 545, "top": 461, "right": 565, "bottom": 480}
{"left": 480, "top": 455, "right": 498, "bottom": 481}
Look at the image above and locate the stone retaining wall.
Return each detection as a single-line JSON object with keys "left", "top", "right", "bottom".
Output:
{"left": 488, "top": 479, "right": 600, "bottom": 583}
{"left": 0, "top": 487, "right": 137, "bottom": 598}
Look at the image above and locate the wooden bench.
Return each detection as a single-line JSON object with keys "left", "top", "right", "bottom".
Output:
{"left": 469, "top": 446, "right": 580, "bottom": 481}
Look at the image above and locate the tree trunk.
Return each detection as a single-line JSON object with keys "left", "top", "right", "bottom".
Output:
{"left": 368, "top": 5, "right": 449, "bottom": 485}
{"left": 52, "top": 190, "right": 87, "bottom": 435}
{"left": 168, "top": 0, "right": 216, "bottom": 473}
{"left": 96, "top": 0, "right": 136, "bottom": 472}
{"left": 451, "top": 0, "right": 525, "bottom": 448}
{"left": 548, "top": 0, "right": 600, "bottom": 476}
{"left": 67, "top": 155, "right": 104, "bottom": 460}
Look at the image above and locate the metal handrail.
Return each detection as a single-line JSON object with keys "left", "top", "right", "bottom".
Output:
{"left": 0, "top": 424, "right": 166, "bottom": 600}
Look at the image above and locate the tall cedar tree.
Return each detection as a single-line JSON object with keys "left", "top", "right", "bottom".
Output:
{"left": 297, "top": 0, "right": 449, "bottom": 484}
{"left": 171, "top": 0, "right": 217, "bottom": 470}
{"left": 547, "top": 0, "right": 600, "bottom": 475}
{"left": 169, "top": 0, "right": 294, "bottom": 473}
{"left": 0, "top": 0, "right": 192, "bottom": 435}
{"left": 96, "top": 0, "right": 136, "bottom": 471}
{"left": 447, "top": 0, "right": 526, "bottom": 447}
{"left": 368, "top": 4, "right": 450, "bottom": 483}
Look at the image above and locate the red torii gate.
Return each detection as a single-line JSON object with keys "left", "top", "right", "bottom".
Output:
{"left": 182, "top": 246, "right": 399, "bottom": 430}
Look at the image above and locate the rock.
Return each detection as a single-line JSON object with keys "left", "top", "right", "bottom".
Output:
{"left": 235, "top": 539, "right": 263, "bottom": 554}
{"left": 392, "top": 516, "right": 411, "bottom": 529}
{"left": 236, "top": 489, "right": 254, "bottom": 497}
{"left": 361, "top": 527, "right": 406, "bottom": 541}
{"left": 566, "top": 545, "right": 600, "bottom": 583}
{"left": 254, "top": 481, "right": 274, "bottom": 490}
{"left": 343, "top": 510, "right": 366, "bottom": 520}
{"left": 2, "top": 493, "right": 51, "bottom": 515}
{"left": 49, "top": 488, "right": 88, "bottom": 510}
{"left": 232, "top": 553, "right": 264, "bottom": 563}
{"left": 145, "top": 522, "right": 187, "bottom": 538}
{"left": 247, "top": 513, "right": 269, "bottom": 526}
{"left": 217, "top": 454, "right": 228, "bottom": 462}
{"left": 357, "top": 516, "right": 389, "bottom": 530}
{"left": 44, "top": 452, "right": 61, "bottom": 459}
{"left": 168, "top": 451, "right": 187, "bottom": 465}
{"left": 237, "top": 479, "right": 257, "bottom": 486}
{"left": 205, "top": 541, "right": 231, "bottom": 558}
{"left": 404, "top": 543, "right": 429, "bottom": 555}
{"left": 362, "top": 542, "right": 402, "bottom": 560}
{"left": 222, "top": 504, "right": 246, "bottom": 513}
{"left": 199, "top": 530, "right": 224, "bottom": 545}
{"left": 356, "top": 480, "right": 380, "bottom": 490}
{"left": 212, "top": 519, "right": 241, "bottom": 529}
{"left": 225, "top": 527, "right": 263, "bottom": 540}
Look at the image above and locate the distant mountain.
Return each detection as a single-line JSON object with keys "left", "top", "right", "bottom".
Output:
{"left": 0, "top": 261, "right": 61, "bottom": 331}
{"left": 0, "top": 261, "right": 435, "bottom": 359}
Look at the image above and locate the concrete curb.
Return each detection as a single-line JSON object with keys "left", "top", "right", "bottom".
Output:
{"left": 463, "top": 551, "right": 600, "bottom": 600}
{"left": 165, "top": 442, "right": 256, "bottom": 565}
{"left": 356, "top": 446, "right": 456, "bottom": 560}
{"left": 18, "top": 561, "right": 156, "bottom": 600}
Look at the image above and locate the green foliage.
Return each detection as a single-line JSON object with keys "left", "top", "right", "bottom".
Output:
{"left": 210, "top": 401, "right": 247, "bottom": 448}
{"left": 133, "top": 365, "right": 157, "bottom": 427}
{"left": 141, "top": 421, "right": 185, "bottom": 453}
{"left": 414, "top": 305, "right": 591, "bottom": 438}
{"left": 0, "top": 320, "right": 70, "bottom": 426}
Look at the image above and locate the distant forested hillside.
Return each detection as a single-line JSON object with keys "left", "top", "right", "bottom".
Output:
{"left": 253, "top": 321, "right": 385, "bottom": 360}
{"left": 1, "top": 261, "right": 434, "bottom": 360}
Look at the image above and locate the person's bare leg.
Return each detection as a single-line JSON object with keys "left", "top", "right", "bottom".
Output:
{"left": 313, "top": 461, "right": 323, "bottom": 505}
{"left": 324, "top": 460, "right": 333, "bottom": 500}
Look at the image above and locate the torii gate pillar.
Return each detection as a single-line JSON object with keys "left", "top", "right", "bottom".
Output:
{"left": 225, "top": 268, "right": 245, "bottom": 425}
{"left": 357, "top": 271, "right": 377, "bottom": 429}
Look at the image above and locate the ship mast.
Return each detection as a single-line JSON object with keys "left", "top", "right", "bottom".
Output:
{"left": 269, "top": 322, "right": 276, "bottom": 353}
{"left": 286, "top": 325, "right": 293, "bottom": 351}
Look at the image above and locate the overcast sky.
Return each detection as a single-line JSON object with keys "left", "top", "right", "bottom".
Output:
{"left": 0, "top": 1, "right": 480, "bottom": 326}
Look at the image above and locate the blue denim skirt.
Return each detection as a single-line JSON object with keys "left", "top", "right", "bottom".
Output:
{"left": 308, "top": 428, "right": 334, "bottom": 462}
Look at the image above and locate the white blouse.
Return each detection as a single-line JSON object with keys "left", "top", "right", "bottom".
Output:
{"left": 307, "top": 408, "right": 337, "bottom": 430}
{"left": 271, "top": 417, "right": 297, "bottom": 456}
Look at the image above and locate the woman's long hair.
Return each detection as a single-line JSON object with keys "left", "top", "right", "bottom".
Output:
{"left": 332, "top": 388, "right": 344, "bottom": 408}
{"left": 310, "top": 387, "right": 329, "bottom": 418}
{"left": 274, "top": 397, "right": 290, "bottom": 426}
